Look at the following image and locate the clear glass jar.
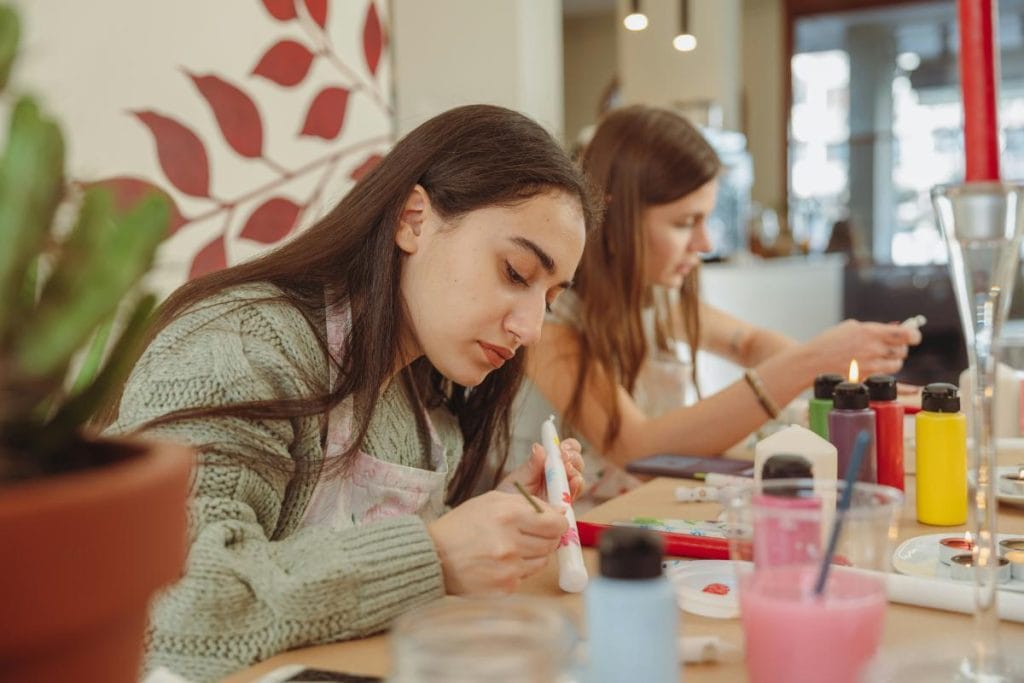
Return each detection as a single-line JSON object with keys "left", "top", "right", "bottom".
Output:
{"left": 389, "top": 596, "right": 577, "bottom": 683}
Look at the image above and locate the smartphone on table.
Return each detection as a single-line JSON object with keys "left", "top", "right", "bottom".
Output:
{"left": 624, "top": 453, "right": 754, "bottom": 480}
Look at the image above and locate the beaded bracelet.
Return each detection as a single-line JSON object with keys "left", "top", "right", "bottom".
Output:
{"left": 744, "top": 368, "right": 780, "bottom": 419}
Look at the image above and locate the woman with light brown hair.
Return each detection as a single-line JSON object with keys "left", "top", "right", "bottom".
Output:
{"left": 108, "top": 104, "right": 596, "bottom": 681}
{"left": 508, "top": 105, "right": 920, "bottom": 503}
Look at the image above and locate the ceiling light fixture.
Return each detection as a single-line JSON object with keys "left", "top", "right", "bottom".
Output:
{"left": 673, "top": 0, "right": 697, "bottom": 51}
{"left": 624, "top": 0, "right": 648, "bottom": 31}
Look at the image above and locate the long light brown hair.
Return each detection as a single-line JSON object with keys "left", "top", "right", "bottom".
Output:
{"left": 569, "top": 105, "right": 720, "bottom": 449}
{"left": 111, "top": 104, "right": 598, "bottom": 504}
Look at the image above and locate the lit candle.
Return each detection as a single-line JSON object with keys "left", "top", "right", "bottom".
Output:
{"left": 949, "top": 553, "right": 1011, "bottom": 583}
{"left": 958, "top": 0, "right": 1000, "bottom": 181}
{"left": 848, "top": 359, "right": 859, "bottom": 384}
{"left": 998, "top": 467, "right": 1024, "bottom": 496}
{"left": 939, "top": 533, "right": 975, "bottom": 565}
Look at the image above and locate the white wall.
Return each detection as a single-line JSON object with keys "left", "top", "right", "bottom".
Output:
{"left": 12, "top": 0, "right": 393, "bottom": 298}
{"left": 741, "top": 0, "right": 786, "bottom": 211}
{"left": 617, "top": 0, "right": 741, "bottom": 130}
{"left": 563, "top": 11, "right": 617, "bottom": 148}
{"left": 392, "top": 0, "right": 564, "bottom": 138}
{"left": 699, "top": 255, "right": 846, "bottom": 394}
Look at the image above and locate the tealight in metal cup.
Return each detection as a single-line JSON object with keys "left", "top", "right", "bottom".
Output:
{"left": 949, "top": 553, "right": 1012, "bottom": 583}
{"left": 1003, "top": 551, "right": 1024, "bottom": 580}
{"left": 938, "top": 537, "right": 974, "bottom": 565}
{"left": 998, "top": 471, "right": 1024, "bottom": 496}
{"left": 997, "top": 538, "right": 1024, "bottom": 556}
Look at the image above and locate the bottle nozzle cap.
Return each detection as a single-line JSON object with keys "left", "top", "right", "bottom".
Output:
{"left": 814, "top": 373, "right": 845, "bottom": 399}
{"left": 833, "top": 382, "right": 869, "bottom": 410}
{"left": 921, "top": 382, "right": 960, "bottom": 413}
{"left": 598, "top": 527, "right": 664, "bottom": 579}
{"left": 865, "top": 374, "right": 897, "bottom": 401}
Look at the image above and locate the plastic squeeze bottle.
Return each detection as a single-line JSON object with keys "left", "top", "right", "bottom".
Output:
{"left": 916, "top": 382, "right": 967, "bottom": 526}
{"left": 586, "top": 527, "right": 677, "bottom": 683}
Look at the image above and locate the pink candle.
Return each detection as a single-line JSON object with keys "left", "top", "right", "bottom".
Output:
{"left": 958, "top": 0, "right": 1000, "bottom": 181}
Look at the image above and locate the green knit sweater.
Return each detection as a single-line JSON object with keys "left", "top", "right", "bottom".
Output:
{"left": 109, "top": 283, "right": 463, "bottom": 682}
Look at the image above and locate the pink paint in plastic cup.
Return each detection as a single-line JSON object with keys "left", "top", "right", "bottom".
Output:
{"left": 723, "top": 479, "right": 902, "bottom": 683}
{"left": 740, "top": 565, "right": 886, "bottom": 683}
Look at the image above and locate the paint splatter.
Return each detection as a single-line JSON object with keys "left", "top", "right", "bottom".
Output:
{"left": 559, "top": 527, "right": 580, "bottom": 548}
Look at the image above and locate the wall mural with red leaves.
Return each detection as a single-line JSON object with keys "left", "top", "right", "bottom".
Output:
{"left": 17, "top": 0, "right": 393, "bottom": 296}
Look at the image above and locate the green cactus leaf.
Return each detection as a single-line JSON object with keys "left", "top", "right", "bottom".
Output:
{"left": 0, "top": 96, "right": 64, "bottom": 344}
{"left": 69, "top": 314, "right": 114, "bottom": 396}
{"left": 0, "top": 6, "right": 19, "bottom": 91}
{"left": 38, "top": 293, "right": 157, "bottom": 456}
{"left": 14, "top": 189, "right": 168, "bottom": 379}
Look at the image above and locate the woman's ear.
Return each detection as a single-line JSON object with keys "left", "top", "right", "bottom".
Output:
{"left": 395, "top": 184, "right": 430, "bottom": 254}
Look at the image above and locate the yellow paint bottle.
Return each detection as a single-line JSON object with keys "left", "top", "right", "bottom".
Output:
{"left": 915, "top": 383, "right": 967, "bottom": 526}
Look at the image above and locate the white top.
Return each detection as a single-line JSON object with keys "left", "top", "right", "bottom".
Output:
{"left": 507, "top": 290, "right": 697, "bottom": 508}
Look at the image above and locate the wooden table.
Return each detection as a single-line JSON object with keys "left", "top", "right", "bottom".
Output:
{"left": 226, "top": 461, "right": 1024, "bottom": 682}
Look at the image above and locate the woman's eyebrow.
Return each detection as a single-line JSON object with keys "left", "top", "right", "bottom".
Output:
{"left": 509, "top": 236, "right": 572, "bottom": 289}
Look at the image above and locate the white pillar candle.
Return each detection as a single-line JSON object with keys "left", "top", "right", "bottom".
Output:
{"left": 959, "top": 363, "right": 1021, "bottom": 438}
{"left": 753, "top": 424, "right": 838, "bottom": 486}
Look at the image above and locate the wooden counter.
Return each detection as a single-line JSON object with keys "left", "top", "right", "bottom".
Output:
{"left": 224, "top": 461, "right": 1024, "bottom": 682}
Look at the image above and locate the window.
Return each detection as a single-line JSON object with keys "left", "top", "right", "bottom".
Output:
{"left": 789, "top": 0, "right": 1024, "bottom": 264}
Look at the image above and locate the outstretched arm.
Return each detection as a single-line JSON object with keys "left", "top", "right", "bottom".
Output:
{"left": 528, "top": 317, "right": 921, "bottom": 464}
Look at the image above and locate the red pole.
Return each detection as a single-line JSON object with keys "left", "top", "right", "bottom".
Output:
{"left": 958, "top": 0, "right": 1001, "bottom": 181}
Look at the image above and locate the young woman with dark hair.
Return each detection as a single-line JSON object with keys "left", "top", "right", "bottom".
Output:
{"left": 108, "top": 104, "right": 597, "bottom": 681}
{"left": 509, "top": 105, "right": 920, "bottom": 504}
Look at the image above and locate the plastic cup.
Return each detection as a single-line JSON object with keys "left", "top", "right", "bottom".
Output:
{"left": 723, "top": 479, "right": 903, "bottom": 683}
{"left": 388, "top": 596, "right": 577, "bottom": 683}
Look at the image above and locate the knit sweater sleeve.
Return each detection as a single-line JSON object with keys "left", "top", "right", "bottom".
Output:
{"left": 110, "top": 287, "right": 445, "bottom": 682}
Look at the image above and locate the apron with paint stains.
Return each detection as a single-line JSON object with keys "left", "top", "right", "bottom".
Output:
{"left": 300, "top": 297, "right": 448, "bottom": 530}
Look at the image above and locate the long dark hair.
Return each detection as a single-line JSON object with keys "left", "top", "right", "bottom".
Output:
{"left": 112, "top": 104, "right": 598, "bottom": 504}
{"left": 570, "top": 105, "right": 719, "bottom": 449}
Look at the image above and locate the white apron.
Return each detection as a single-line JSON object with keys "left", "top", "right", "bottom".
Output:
{"left": 300, "top": 297, "right": 448, "bottom": 530}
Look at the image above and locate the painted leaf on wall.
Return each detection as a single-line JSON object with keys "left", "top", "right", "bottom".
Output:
{"left": 86, "top": 176, "right": 188, "bottom": 235}
{"left": 133, "top": 111, "right": 211, "bottom": 198}
{"left": 363, "top": 2, "right": 383, "bottom": 76}
{"left": 190, "top": 73, "right": 264, "bottom": 159}
{"left": 261, "top": 0, "right": 297, "bottom": 21}
{"left": 240, "top": 197, "right": 301, "bottom": 243}
{"left": 190, "top": 234, "right": 227, "bottom": 278}
{"left": 300, "top": 87, "right": 349, "bottom": 140}
{"left": 350, "top": 153, "right": 383, "bottom": 182}
{"left": 303, "top": 0, "right": 328, "bottom": 29}
{"left": 252, "top": 40, "right": 315, "bottom": 87}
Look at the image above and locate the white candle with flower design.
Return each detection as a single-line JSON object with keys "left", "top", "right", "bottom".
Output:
{"left": 543, "top": 415, "right": 588, "bottom": 593}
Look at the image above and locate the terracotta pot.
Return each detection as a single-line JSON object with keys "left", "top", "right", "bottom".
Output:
{"left": 0, "top": 439, "right": 192, "bottom": 683}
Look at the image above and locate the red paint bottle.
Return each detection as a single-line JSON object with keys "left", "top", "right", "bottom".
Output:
{"left": 865, "top": 374, "right": 904, "bottom": 491}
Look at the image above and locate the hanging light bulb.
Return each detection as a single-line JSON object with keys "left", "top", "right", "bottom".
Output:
{"left": 624, "top": 0, "right": 648, "bottom": 31}
{"left": 673, "top": 0, "right": 697, "bottom": 51}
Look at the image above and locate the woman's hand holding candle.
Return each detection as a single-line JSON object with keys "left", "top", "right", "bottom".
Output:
{"left": 540, "top": 415, "right": 589, "bottom": 593}
{"left": 427, "top": 491, "right": 568, "bottom": 595}
{"left": 498, "top": 436, "right": 585, "bottom": 502}
{"left": 803, "top": 319, "right": 922, "bottom": 378}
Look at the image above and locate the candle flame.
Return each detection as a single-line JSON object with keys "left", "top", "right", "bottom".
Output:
{"left": 848, "top": 359, "right": 859, "bottom": 383}
{"left": 965, "top": 531, "right": 973, "bottom": 545}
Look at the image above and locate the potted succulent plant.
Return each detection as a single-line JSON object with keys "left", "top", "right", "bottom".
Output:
{"left": 0, "top": 6, "right": 191, "bottom": 682}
